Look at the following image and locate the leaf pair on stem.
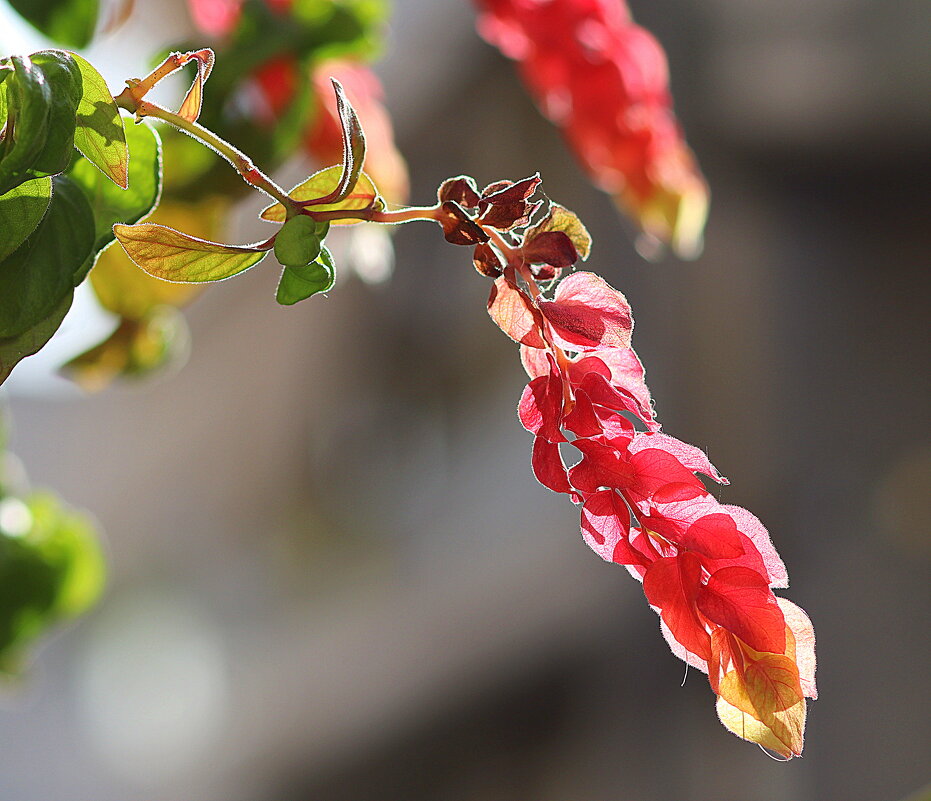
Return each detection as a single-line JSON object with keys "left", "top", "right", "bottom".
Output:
{"left": 113, "top": 57, "right": 373, "bottom": 307}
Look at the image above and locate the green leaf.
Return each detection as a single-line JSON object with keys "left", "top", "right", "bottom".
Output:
{"left": 26, "top": 51, "right": 83, "bottom": 177}
{"left": 526, "top": 202, "right": 592, "bottom": 261}
{"left": 113, "top": 223, "right": 268, "bottom": 283}
{"left": 68, "top": 119, "right": 162, "bottom": 282}
{"left": 274, "top": 215, "right": 322, "bottom": 267}
{"left": 0, "top": 174, "right": 95, "bottom": 339}
{"left": 276, "top": 246, "right": 335, "bottom": 305}
{"left": 0, "top": 52, "right": 83, "bottom": 195}
{"left": 0, "top": 291, "right": 73, "bottom": 387}
{"left": 6, "top": 0, "right": 100, "bottom": 48}
{"left": 70, "top": 52, "right": 128, "bottom": 188}
{"left": 0, "top": 176, "right": 52, "bottom": 262}
{"left": 0, "top": 56, "right": 52, "bottom": 196}
{"left": 260, "top": 166, "right": 380, "bottom": 223}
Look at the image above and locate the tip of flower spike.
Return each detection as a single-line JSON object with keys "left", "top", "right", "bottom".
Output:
{"left": 616, "top": 163, "right": 710, "bottom": 261}
{"left": 758, "top": 744, "right": 795, "bottom": 762}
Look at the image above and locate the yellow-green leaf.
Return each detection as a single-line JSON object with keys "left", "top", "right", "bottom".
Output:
{"left": 259, "top": 166, "right": 380, "bottom": 224}
{"left": 528, "top": 202, "right": 592, "bottom": 261}
{"left": 113, "top": 223, "right": 268, "bottom": 283}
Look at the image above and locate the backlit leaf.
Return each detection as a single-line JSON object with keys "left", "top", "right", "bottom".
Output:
{"left": 778, "top": 598, "right": 817, "bottom": 699}
{"left": 628, "top": 432, "right": 727, "bottom": 484}
{"left": 487, "top": 273, "right": 546, "bottom": 348}
{"left": 531, "top": 436, "right": 572, "bottom": 494}
{"left": 70, "top": 52, "right": 128, "bottom": 188}
{"left": 326, "top": 77, "right": 366, "bottom": 203}
{"left": 68, "top": 119, "right": 162, "bottom": 280}
{"left": 580, "top": 489, "right": 648, "bottom": 567}
{"left": 260, "top": 166, "right": 379, "bottom": 223}
{"left": 716, "top": 692, "right": 806, "bottom": 760}
{"left": 0, "top": 176, "right": 52, "bottom": 262}
{"left": 113, "top": 223, "right": 268, "bottom": 283}
{"left": 177, "top": 49, "right": 215, "bottom": 123}
{"left": 697, "top": 567, "right": 786, "bottom": 654}
{"left": 517, "top": 354, "right": 564, "bottom": 443}
{"left": 537, "top": 271, "right": 633, "bottom": 351}
{"left": 642, "top": 552, "right": 711, "bottom": 661}
{"left": 716, "top": 645, "right": 806, "bottom": 758}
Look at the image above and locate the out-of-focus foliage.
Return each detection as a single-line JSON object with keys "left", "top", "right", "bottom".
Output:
{"left": 0, "top": 414, "right": 105, "bottom": 674}
{"left": 171, "top": 0, "right": 389, "bottom": 197}
{"left": 4, "top": 0, "right": 99, "bottom": 48}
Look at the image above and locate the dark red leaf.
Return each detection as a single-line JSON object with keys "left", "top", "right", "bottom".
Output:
{"left": 522, "top": 230, "right": 579, "bottom": 268}
{"left": 473, "top": 242, "right": 503, "bottom": 277}
{"left": 480, "top": 173, "right": 541, "bottom": 206}
{"left": 479, "top": 199, "right": 542, "bottom": 231}
{"left": 439, "top": 200, "right": 489, "bottom": 246}
{"left": 438, "top": 175, "right": 481, "bottom": 208}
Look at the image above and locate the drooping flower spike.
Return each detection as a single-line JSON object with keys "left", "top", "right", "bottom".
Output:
{"left": 437, "top": 173, "right": 815, "bottom": 758}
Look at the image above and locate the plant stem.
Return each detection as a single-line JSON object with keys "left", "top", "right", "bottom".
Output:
{"left": 113, "top": 91, "right": 298, "bottom": 213}
{"left": 307, "top": 205, "right": 442, "bottom": 225}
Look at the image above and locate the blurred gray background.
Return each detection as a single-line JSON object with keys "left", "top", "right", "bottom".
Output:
{"left": 1, "top": 0, "right": 930, "bottom": 799}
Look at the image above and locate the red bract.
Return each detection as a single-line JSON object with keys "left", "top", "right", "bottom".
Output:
{"left": 537, "top": 271, "right": 633, "bottom": 350}
{"left": 474, "top": 0, "right": 709, "bottom": 257}
{"left": 472, "top": 176, "right": 815, "bottom": 756}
